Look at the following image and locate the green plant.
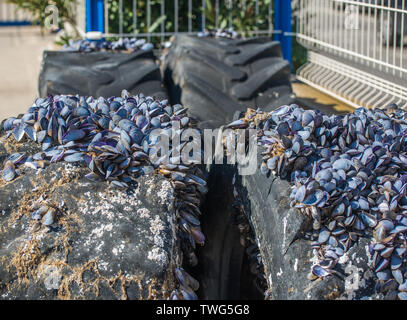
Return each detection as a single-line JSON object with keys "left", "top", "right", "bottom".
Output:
{"left": 203, "top": 0, "right": 272, "bottom": 35}
{"left": 106, "top": 0, "right": 202, "bottom": 39}
{"left": 106, "top": 0, "right": 273, "bottom": 41}
{"left": 54, "top": 32, "right": 73, "bottom": 46}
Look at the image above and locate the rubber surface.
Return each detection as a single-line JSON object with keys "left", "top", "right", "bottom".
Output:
{"left": 162, "top": 35, "right": 295, "bottom": 128}
{"left": 39, "top": 49, "right": 166, "bottom": 100}
{"left": 196, "top": 164, "right": 246, "bottom": 299}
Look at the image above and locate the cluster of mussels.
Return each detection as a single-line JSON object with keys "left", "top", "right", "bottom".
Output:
{"left": 171, "top": 267, "right": 200, "bottom": 300}
{"left": 197, "top": 27, "right": 240, "bottom": 39}
{"left": 1, "top": 90, "right": 206, "bottom": 300}
{"left": 29, "top": 197, "right": 65, "bottom": 232}
{"left": 228, "top": 104, "right": 407, "bottom": 300}
{"left": 61, "top": 38, "right": 154, "bottom": 53}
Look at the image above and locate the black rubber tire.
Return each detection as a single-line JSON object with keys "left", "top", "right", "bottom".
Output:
{"left": 162, "top": 35, "right": 295, "bottom": 128}
{"left": 196, "top": 164, "right": 246, "bottom": 300}
{"left": 38, "top": 49, "right": 166, "bottom": 100}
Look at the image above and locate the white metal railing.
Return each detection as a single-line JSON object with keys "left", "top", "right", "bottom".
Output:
{"left": 296, "top": 0, "right": 407, "bottom": 109}
{"left": 298, "top": 51, "right": 407, "bottom": 109}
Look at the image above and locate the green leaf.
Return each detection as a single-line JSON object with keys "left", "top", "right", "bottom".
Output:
{"left": 148, "top": 15, "right": 166, "bottom": 33}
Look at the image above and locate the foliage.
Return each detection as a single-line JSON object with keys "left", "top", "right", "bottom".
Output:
{"left": 54, "top": 32, "right": 73, "bottom": 46}
{"left": 106, "top": 0, "right": 201, "bottom": 38}
{"left": 203, "top": 0, "right": 272, "bottom": 35}
{"left": 106, "top": 0, "right": 273, "bottom": 38}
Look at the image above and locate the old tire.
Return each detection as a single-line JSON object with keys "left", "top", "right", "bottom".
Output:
{"left": 162, "top": 35, "right": 295, "bottom": 128}
{"left": 39, "top": 49, "right": 166, "bottom": 100}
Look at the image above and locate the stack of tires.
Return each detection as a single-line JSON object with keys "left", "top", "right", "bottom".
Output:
{"left": 35, "top": 35, "right": 300, "bottom": 300}
{"left": 39, "top": 35, "right": 294, "bottom": 127}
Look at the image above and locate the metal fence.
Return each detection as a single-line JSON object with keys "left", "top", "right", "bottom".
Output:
{"left": 101, "top": 0, "right": 275, "bottom": 38}
{"left": 296, "top": 0, "right": 407, "bottom": 109}
{"left": 0, "top": 0, "right": 31, "bottom": 26}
